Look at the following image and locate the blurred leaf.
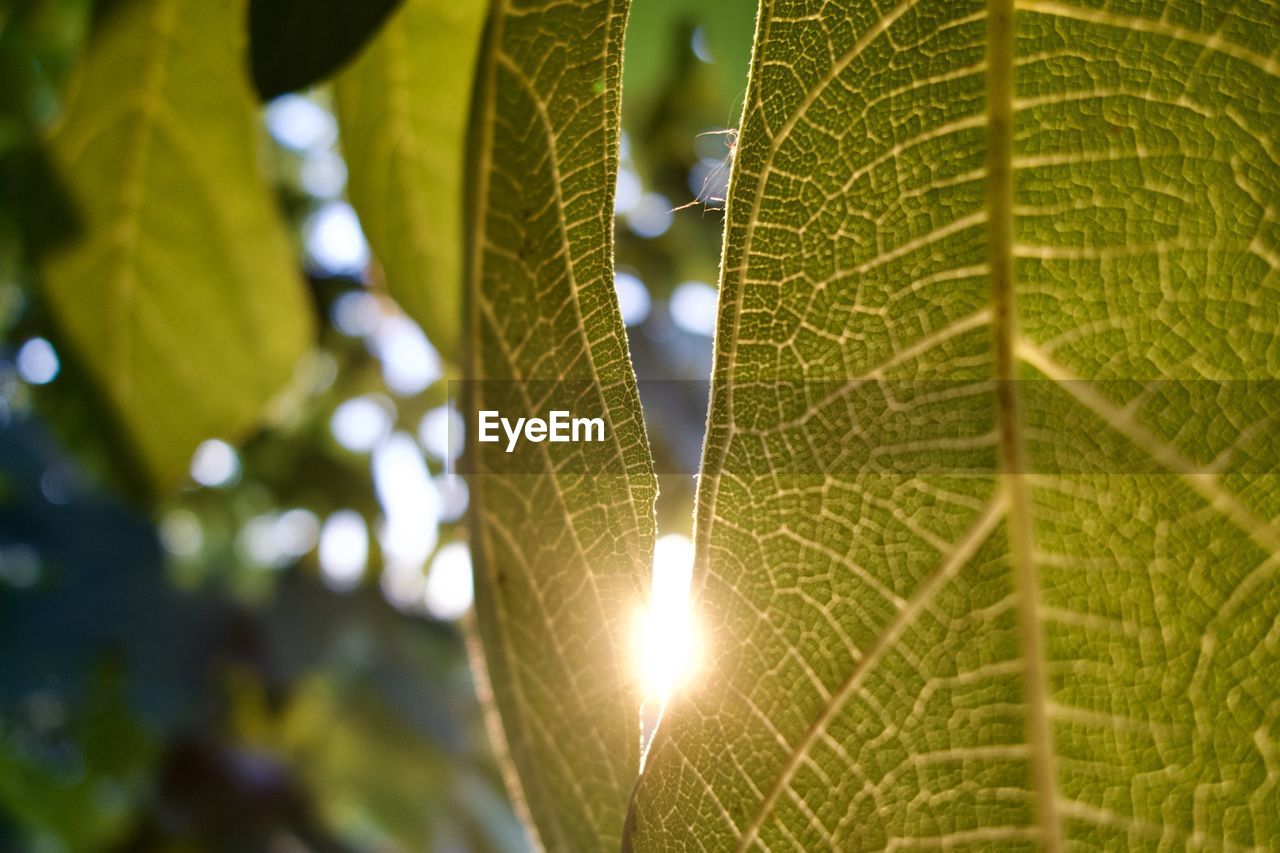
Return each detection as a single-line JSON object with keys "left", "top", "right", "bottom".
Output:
{"left": 239, "top": 573, "right": 528, "bottom": 851}
{"left": 464, "top": 0, "right": 655, "bottom": 847}
{"left": 333, "top": 0, "right": 485, "bottom": 361}
{"left": 236, "top": 674, "right": 524, "bottom": 851}
{"left": 0, "top": 0, "right": 93, "bottom": 150}
{"left": 0, "top": 420, "right": 227, "bottom": 723}
{"left": 0, "top": 0, "right": 92, "bottom": 261}
{"left": 263, "top": 572, "right": 472, "bottom": 752}
{"left": 35, "top": 0, "right": 315, "bottom": 495}
{"left": 628, "top": 0, "right": 1280, "bottom": 849}
{"left": 0, "top": 418, "right": 234, "bottom": 848}
{"left": 248, "top": 0, "right": 404, "bottom": 100}
{"left": 0, "top": 669, "right": 154, "bottom": 852}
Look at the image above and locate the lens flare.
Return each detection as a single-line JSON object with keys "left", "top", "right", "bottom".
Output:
{"left": 633, "top": 534, "right": 700, "bottom": 707}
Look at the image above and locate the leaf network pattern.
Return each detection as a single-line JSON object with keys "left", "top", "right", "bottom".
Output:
{"left": 38, "top": 0, "right": 312, "bottom": 492}
{"left": 628, "top": 0, "right": 1279, "bottom": 850}
{"left": 465, "top": 0, "right": 656, "bottom": 849}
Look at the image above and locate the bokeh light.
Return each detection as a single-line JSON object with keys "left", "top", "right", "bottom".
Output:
{"left": 319, "top": 510, "right": 368, "bottom": 592}
{"left": 303, "top": 201, "right": 369, "bottom": 275}
{"left": 237, "top": 509, "right": 319, "bottom": 570}
{"left": 159, "top": 509, "right": 203, "bottom": 558}
{"left": 15, "top": 338, "right": 59, "bottom": 385}
{"left": 299, "top": 149, "right": 348, "bottom": 198}
{"left": 615, "top": 167, "right": 642, "bottom": 215}
{"left": 189, "top": 439, "right": 240, "bottom": 488}
{"left": 265, "top": 94, "right": 336, "bottom": 152}
{"left": 669, "top": 281, "right": 719, "bottom": 337}
{"left": 424, "top": 542, "right": 474, "bottom": 621}
{"left": 434, "top": 474, "right": 469, "bottom": 522}
{"left": 276, "top": 509, "right": 321, "bottom": 558}
{"left": 613, "top": 271, "right": 651, "bottom": 327}
{"left": 691, "top": 26, "right": 713, "bottom": 63}
{"left": 419, "top": 405, "right": 464, "bottom": 463}
{"left": 330, "top": 395, "right": 394, "bottom": 453}
{"left": 373, "top": 433, "right": 439, "bottom": 571}
{"left": 368, "top": 315, "right": 442, "bottom": 396}
{"left": 626, "top": 192, "right": 673, "bottom": 238}
{"left": 39, "top": 467, "right": 72, "bottom": 505}
{"left": 330, "top": 290, "right": 380, "bottom": 337}
{"left": 0, "top": 543, "right": 41, "bottom": 589}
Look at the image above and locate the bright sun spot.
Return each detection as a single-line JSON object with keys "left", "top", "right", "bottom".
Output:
{"left": 634, "top": 533, "right": 700, "bottom": 707}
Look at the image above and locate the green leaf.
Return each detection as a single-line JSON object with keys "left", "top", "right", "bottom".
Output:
{"left": 628, "top": 0, "right": 1280, "bottom": 849}
{"left": 464, "top": 0, "right": 655, "bottom": 848}
{"left": 247, "top": 0, "right": 404, "bottom": 100}
{"left": 333, "top": 0, "right": 485, "bottom": 361}
{"left": 0, "top": 669, "right": 155, "bottom": 851}
{"left": 37, "top": 0, "right": 314, "bottom": 494}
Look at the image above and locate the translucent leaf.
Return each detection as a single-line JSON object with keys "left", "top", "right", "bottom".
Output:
{"left": 37, "top": 0, "right": 314, "bottom": 494}
{"left": 333, "top": 0, "right": 486, "bottom": 360}
{"left": 628, "top": 1, "right": 1280, "bottom": 849}
{"left": 464, "top": 0, "right": 656, "bottom": 848}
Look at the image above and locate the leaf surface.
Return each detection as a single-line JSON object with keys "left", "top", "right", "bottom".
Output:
{"left": 248, "top": 0, "right": 404, "bottom": 100}
{"left": 333, "top": 0, "right": 486, "bottom": 361}
{"left": 628, "top": 0, "right": 1280, "bottom": 849}
{"left": 464, "top": 0, "right": 655, "bottom": 848}
{"left": 38, "top": 0, "right": 313, "bottom": 494}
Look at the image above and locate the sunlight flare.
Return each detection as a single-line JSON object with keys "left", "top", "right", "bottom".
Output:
{"left": 634, "top": 534, "right": 700, "bottom": 707}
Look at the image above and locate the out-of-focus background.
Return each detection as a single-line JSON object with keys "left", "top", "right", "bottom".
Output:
{"left": 0, "top": 0, "right": 753, "bottom": 848}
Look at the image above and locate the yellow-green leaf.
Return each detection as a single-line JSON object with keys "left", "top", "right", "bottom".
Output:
{"left": 333, "top": 0, "right": 485, "bottom": 361}
{"left": 38, "top": 0, "right": 313, "bottom": 494}
{"left": 628, "top": 0, "right": 1280, "bottom": 849}
{"left": 464, "top": 0, "right": 655, "bottom": 848}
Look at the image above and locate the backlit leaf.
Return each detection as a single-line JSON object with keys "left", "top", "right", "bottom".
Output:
{"left": 464, "top": 0, "right": 656, "bottom": 848}
{"left": 628, "top": 0, "right": 1280, "bottom": 849}
{"left": 333, "top": 0, "right": 486, "bottom": 361}
{"left": 38, "top": 0, "right": 314, "bottom": 494}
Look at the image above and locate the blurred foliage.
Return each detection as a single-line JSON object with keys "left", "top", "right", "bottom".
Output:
{"left": 333, "top": 0, "right": 486, "bottom": 361}
{"left": 0, "top": 0, "right": 751, "bottom": 848}
{"left": 248, "top": 0, "right": 406, "bottom": 101}
{"left": 33, "top": 0, "right": 316, "bottom": 494}
{"left": 623, "top": 0, "right": 755, "bottom": 128}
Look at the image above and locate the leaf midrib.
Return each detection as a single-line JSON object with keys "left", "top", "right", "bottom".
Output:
{"left": 102, "top": 0, "right": 177, "bottom": 406}
{"left": 985, "top": 0, "right": 1063, "bottom": 849}
{"left": 637, "top": 0, "right": 1280, "bottom": 847}
{"left": 693, "top": 0, "right": 1073, "bottom": 845}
